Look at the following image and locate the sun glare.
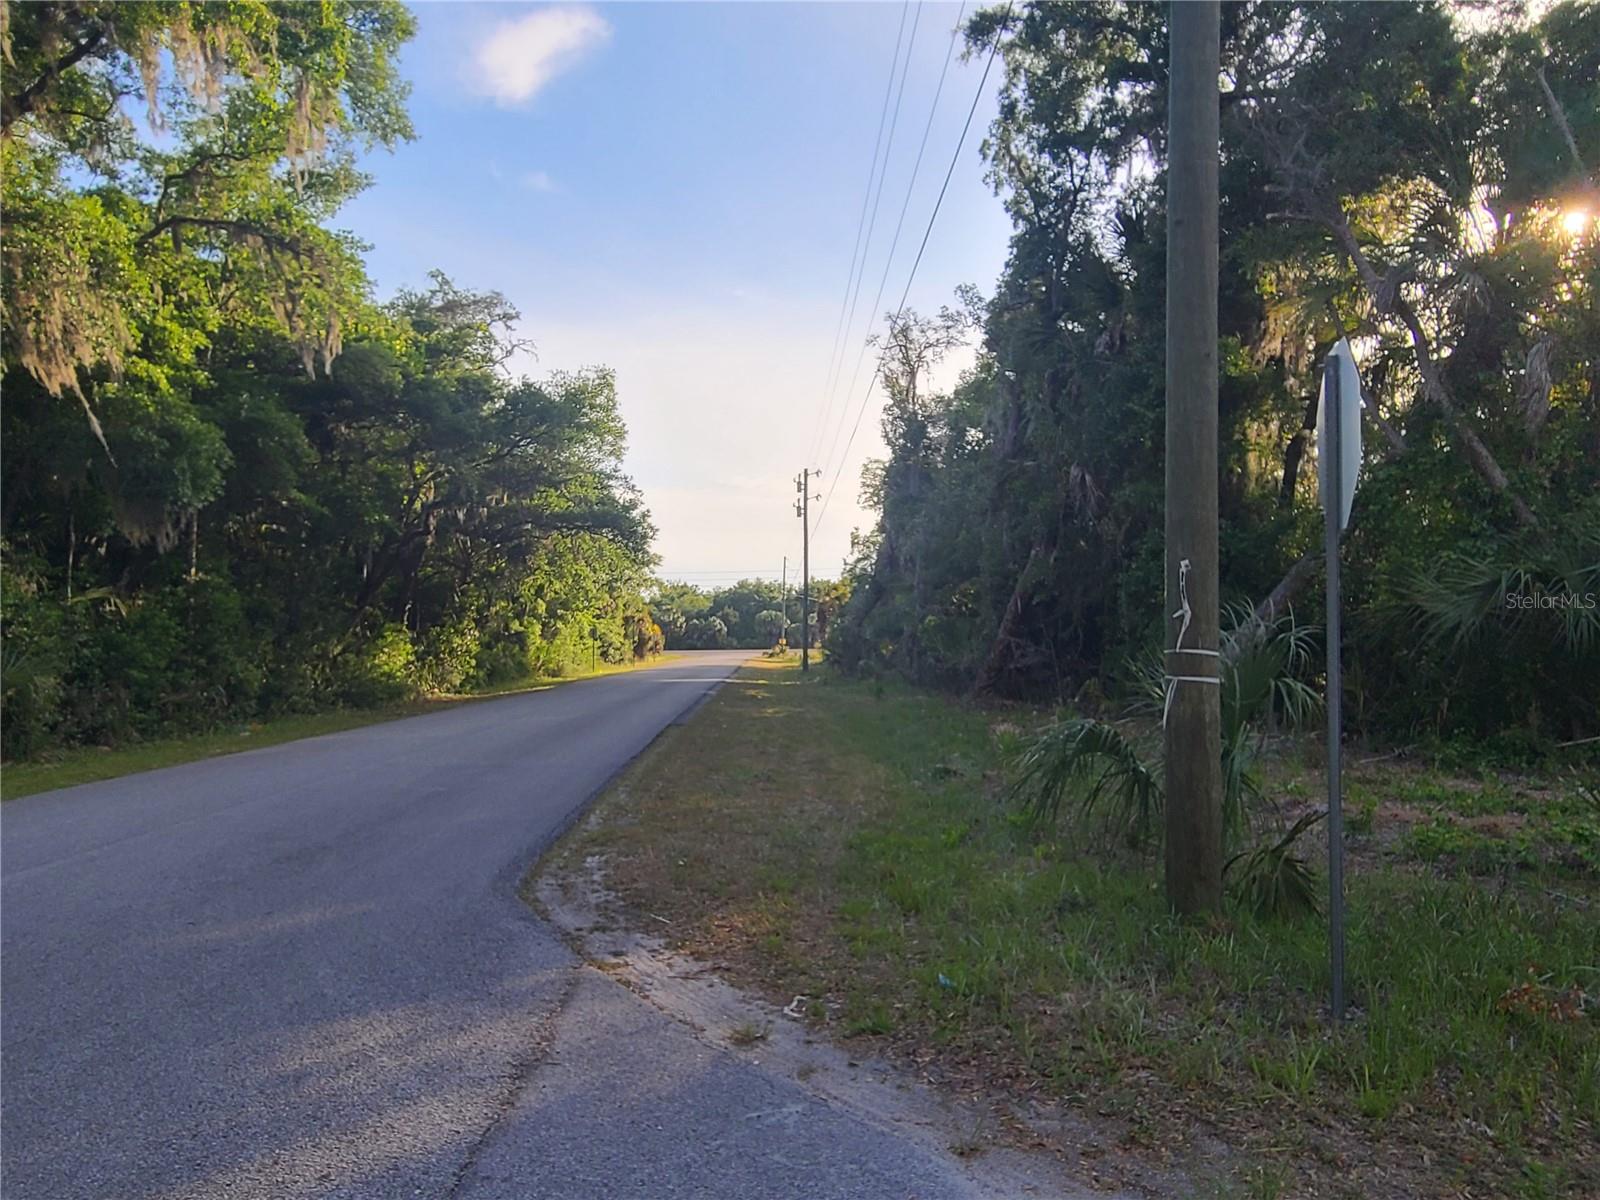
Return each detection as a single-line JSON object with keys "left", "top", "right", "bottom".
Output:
{"left": 1562, "top": 208, "right": 1595, "bottom": 239}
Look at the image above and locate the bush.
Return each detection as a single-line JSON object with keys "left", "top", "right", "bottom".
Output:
{"left": 1, "top": 553, "right": 66, "bottom": 757}
{"left": 471, "top": 632, "right": 534, "bottom": 687}
{"left": 333, "top": 624, "right": 417, "bottom": 708}
{"left": 415, "top": 620, "right": 479, "bottom": 693}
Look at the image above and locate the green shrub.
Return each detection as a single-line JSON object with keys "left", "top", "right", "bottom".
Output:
{"left": 332, "top": 624, "right": 417, "bottom": 708}
{"left": 472, "top": 633, "right": 534, "bottom": 687}
{"left": 415, "top": 620, "right": 479, "bottom": 693}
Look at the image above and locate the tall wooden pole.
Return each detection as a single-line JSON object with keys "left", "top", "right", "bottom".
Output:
{"left": 796, "top": 470, "right": 814, "bottom": 672}
{"left": 1163, "top": 0, "right": 1224, "bottom": 916}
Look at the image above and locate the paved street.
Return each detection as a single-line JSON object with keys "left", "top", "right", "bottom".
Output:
{"left": 1, "top": 652, "right": 1049, "bottom": 1200}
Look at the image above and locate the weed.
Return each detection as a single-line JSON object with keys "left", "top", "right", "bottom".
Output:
{"left": 843, "top": 1000, "right": 895, "bottom": 1037}
{"left": 1346, "top": 790, "right": 1377, "bottom": 835}
{"left": 728, "top": 1020, "right": 769, "bottom": 1047}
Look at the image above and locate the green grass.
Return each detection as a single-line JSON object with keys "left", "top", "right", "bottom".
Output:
{"left": 553, "top": 659, "right": 1600, "bottom": 1199}
{"left": 1, "top": 653, "right": 683, "bottom": 801}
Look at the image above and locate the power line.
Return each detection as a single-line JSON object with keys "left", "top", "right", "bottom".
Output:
{"left": 805, "top": 1, "right": 912, "bottom": 469}
{"left": 817, "top": 2, "right": 966, "bottom": 488}
{"left": 812, "top": 1, "right": 923, "bottom": 471}
{"left": 810, "top": 3, "right": 1010, "bottom": 539}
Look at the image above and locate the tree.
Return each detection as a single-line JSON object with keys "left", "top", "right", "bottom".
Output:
{"left": 683, "top": 616, "right": 729, "bottom": 650}
{"left": 754, "top": 609, "right": 787, "bottom": 646}
{"left": 2, "top": 1, "right": 415, "bottom": 423}
{"left": 832, "top": 0, "right": 1599, "bottom": 744}
{"left": 649, "top": 578, "right": 788, "bottom": 650}
{"left": 1, "top": 7, "right": 664, "bottom": 757}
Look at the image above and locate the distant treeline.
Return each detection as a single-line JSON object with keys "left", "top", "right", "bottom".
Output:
{"left": 831, "top": 2, "right": 1599, "bottom": 754}
{"left": 1, "top": 5, "right": 660, "bottom": 759}
{"left": 649, "top": 579, "right": 849, "bottom": 651}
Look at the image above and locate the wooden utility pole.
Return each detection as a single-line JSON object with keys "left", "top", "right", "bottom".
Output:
{"left": 1163, "top": 0, "right": 1224, "bottom": 915}
{"left": 782, "top": 555, "right": 789, "bottom": 627}
{"left": 795, "top": 470, "right": 818, "bottom": 672}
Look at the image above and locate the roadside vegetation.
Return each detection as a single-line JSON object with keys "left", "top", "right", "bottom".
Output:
{"left": 761, "top": 13, "right": 1599, "bottom": 1189}
{"left": 0, "top": 652, "right": 677, "bottom": 802}
{"left": 553, "top": 659, "right": 1599, "bottom": 1200}
{"left": 831, "top": 2, "right": 1599, "bottom": 755}
{"left": 2, "top": 4, "right": 664, "bottom": 766}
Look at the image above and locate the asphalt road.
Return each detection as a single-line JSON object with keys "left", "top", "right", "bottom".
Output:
{"left": 1, "top": 651, "right": 1068, "bottom": 1200}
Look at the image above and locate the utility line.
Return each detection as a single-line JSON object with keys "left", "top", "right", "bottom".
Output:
{"left": 811, "top": 2, "right": 1010, "bottom": 539}
{"left": 817, "top": 1, "right": 965, "bottom": 488}
{"left": 813, "top": 1, "right": 923, "bottom": 471}
{"left": 805, "top": 1, "right": 912, "bottom": 469}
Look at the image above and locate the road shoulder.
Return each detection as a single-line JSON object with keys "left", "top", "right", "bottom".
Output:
{"left": 525, "top": 660, "right": 1186, "bottom": 1199}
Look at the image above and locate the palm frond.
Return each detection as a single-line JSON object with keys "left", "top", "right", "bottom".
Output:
{"left": 1384, "top": 518, "right": 1600, "bottom": 659}
{"left": 1221, "top": 724, "right": 1266, "bottom": 838}
{"left": 1006, "top": 717, "right": 1163, "bottom": 848}
{"left": 1225, "top": 809, "right": 1326, "bottom": 920}
{"left": 1221, "top": 602, "right": 1323, "bottom": 738}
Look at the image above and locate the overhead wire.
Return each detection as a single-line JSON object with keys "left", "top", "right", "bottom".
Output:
{"left": 816, "top": 1, "right": 966, "bottom": 488}
{"left": 810, "top": 2, "right": 1010, "bottom": 539}
{"left": 804, "top": 1, "right": 913, "bottom": 469}
{"left": 812, "top": 1, "right": 923, "bottom": 474}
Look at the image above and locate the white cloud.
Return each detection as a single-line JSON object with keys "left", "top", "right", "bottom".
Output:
{"left": 472, "top": 7, "right": 610, "bottom": 107}
{"left": 487, "top": 162, "right": 559, "bottom": 192}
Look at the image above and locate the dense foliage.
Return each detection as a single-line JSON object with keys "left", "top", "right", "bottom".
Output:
{"left": 650, "top": 577, "right": 848, "bottom": 650}
{"left": 1, "top": 2, "right": 659, "bottom": 758}
{"left": 833, "top": 0, "right": 1600, "bottom": 750}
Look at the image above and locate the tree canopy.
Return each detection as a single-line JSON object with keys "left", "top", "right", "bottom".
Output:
{"left": 832, "top": 0, "right": 1599, "bottom": 748}
{"left": 649, "top": 577, "right": 848, "bottom": 650}
{"left": 1, "top": 2, "right": 661, "bottom": 757}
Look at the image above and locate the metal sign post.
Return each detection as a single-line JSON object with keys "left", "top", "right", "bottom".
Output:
{"left": 1318, "top": 339, "right": 1361, "bottom": 1023}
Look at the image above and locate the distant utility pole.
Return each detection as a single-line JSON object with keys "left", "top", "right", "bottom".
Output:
{"left": 782, "top": 555, "right": 789, "bottom": 627}
{"left": 795, "top": 469, "right": 819, "bottom": 672}
{"left": 1163, "top": 0, "right": 1224, "bottom": 916}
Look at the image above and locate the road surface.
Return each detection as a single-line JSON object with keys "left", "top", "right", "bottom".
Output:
{"left": 1, "top": 651, "right": 1061, "bottom": 1200}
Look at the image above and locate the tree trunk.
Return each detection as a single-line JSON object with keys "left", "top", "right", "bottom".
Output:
{"left": 1253, "top": 548, "right": 1323, "bottom": 623}
{"left": 1324, "top": 207, "right": 1539, "bottom": 529}
{"left": 972, "top": 541, "right": 1046, "bottom": 697}
{"left": 1278, "top": 390, "right": 1319, "bottom": 508}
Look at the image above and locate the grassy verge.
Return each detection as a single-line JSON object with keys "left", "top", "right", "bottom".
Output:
{"left": 551, "top": 659, "right": 1598, "bottom": 1200}
{"left": 1, "top": 654, "right": 681, "bottom": 801}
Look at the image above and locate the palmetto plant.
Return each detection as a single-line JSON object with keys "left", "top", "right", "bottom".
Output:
{"left": 1006, "top": 716, "right": 1163, "bottom": 847}
{"left": 1369, "top": 512, "right": 1600, "bottom": 738}
{"left": 1386, "top": 526, "right": 1600, "bottom": 659}
{"left": 1226, "top": 809, "right": 1326, "bottom": 920}
{"left": 1007, "top": 607, "right": 1323, "bottom": 851}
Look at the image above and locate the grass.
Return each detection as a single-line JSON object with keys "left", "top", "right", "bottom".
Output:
{"left": 548, "top": 658, "right": 1600, "bottom": 1199}
{"left": 1, "top": 653, "right": 682, "bottom": 801}
{"left": 728, "top": 1020, "right": 769, "bottom": 1047}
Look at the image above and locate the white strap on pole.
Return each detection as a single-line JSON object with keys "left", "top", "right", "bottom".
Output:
{"left": 1163, "top": 557, "right": 1220, "bottom": 728}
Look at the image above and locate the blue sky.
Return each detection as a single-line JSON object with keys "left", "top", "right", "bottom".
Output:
{"left": 339, "top": 1, "right": 1014, "bottom": 586}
